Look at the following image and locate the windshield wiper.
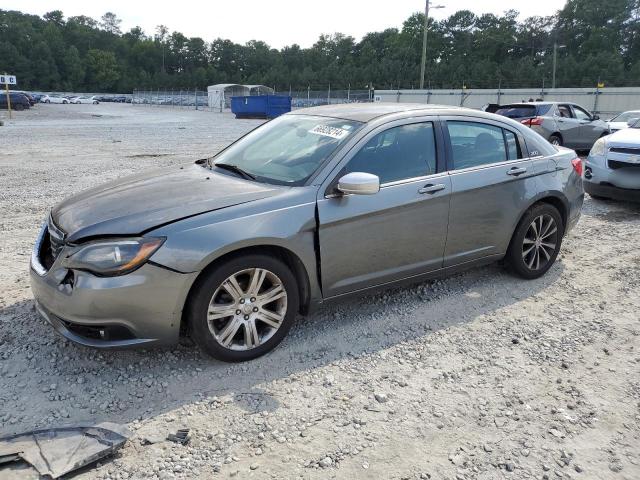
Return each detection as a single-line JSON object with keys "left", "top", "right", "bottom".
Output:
{"left": 213, "top": 162, "right": 256, "bottom": 180}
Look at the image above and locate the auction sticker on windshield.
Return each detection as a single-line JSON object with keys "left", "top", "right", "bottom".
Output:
{"left": 309, "top": 125, "right": 350, "bottom": 139}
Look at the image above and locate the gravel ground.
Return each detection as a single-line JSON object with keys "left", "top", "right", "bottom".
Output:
{"left": 0, "top": 104, "right": 639, "bottom": 480}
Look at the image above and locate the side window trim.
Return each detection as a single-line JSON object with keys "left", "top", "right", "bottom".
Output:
{"left": 323, "top": 117, "right": 442, "bottom": 196}
{"left": 442, "top": 117, "right": 530, "bottom": 172}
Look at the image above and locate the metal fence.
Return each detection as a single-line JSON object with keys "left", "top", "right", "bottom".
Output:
{"left": 288, "top": 89, "right": 373, "bottom": 108}
{"left": 374, "top": 87, "right": 640, "bottom": 116}
{"left": 132, "top": 89, "right": 209, "bottom": 109}
{"left": 131, "top": 88, "right": 373, "bottom": 111}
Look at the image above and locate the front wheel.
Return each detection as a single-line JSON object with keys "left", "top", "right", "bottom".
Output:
{"left": 506, "top": 204, "right": 564, "bottom": 279}
{"left": 187, "top": 254, "right": 299, "bottom": 362}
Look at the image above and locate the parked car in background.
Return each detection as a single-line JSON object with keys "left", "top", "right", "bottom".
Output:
{"left": 584, "top": 119, "right": 640, "bottom": 202}
{"left": 70, "top": 95, "right": 100, "bottom": 104}
{"left": 13, "top": 91, "right": 36, "bottom": 106}
{"left": 41, "top": 95, "right": 69, "bottom": 104}
{"left": 495, "top": 102, "right": 610, "bottom": 149}
{"left": 30, "top": 104, "right": 584, "bottom": 362}
{"left": 0, "top": 92, "right": 31, "bottom": 110}
{"left": 606, "top": 110, "right": 640, "bottom": 133}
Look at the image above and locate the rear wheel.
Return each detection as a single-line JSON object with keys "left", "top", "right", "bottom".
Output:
{"left": 506, "top": 204, "right": 563, "bottom": 279}
{"left": 188, "top": 254, "right": 299, "bottom": 362}
{"left": 13, "top": 103, "right": 24, "bottom": 111}
{"left": 549, "top": 134, "right": 562, "bottom": 147}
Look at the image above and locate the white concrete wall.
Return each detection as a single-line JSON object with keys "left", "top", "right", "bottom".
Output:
{"left": 374, "top": 87, "right": 640, "bottom": 117}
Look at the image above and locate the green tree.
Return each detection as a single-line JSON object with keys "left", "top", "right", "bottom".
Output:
{"left": 85, "top": 49, "right": 119, "bottom": 90}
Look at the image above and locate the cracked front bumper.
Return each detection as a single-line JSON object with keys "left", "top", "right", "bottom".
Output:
{"left": 30, "top": 260, "right": 198, "bottom": 349}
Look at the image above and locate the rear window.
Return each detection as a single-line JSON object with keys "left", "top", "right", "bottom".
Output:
{"left": 495, "top": 104, "right": 552, "bottom": 119}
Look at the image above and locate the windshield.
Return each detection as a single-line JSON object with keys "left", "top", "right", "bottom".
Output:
{"left": 610, "top": 111, "right": 640, "bottom": 123}
{"left": 212, "top": 114, "right": 362, "bottom": 186}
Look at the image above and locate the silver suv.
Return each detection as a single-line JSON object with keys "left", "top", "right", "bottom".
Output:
{"left": 30, "top": 104, "right": 584, "bottom": 362}
{"left": 495, "top": 102, "right": 610, "bottom": 149}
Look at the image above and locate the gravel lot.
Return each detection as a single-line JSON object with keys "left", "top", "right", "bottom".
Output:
{"left": 1, "top": 104, "right": 639, "bottom": 480}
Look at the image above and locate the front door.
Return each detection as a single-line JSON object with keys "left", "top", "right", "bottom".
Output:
{"left": 572, "top": 104, "right": 600, "bottom": 148}
{"left": 442, "top": 118, "right": 537, "bottom": 266}
{"left": 317, "top": 120, "right": 451, "bottom": 297}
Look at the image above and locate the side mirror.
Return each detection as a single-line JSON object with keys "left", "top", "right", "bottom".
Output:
{"left": 337, "top": 172, "right": 380, "bottom": 195}
{"left": 592, "top": 115, "right": 600, "bottom": 121}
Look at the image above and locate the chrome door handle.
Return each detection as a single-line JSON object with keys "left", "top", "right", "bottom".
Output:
{"left": 418, "top": 183, "right": 446, "bottom": 194}
{"left": 507, "top": 167, "right": 527, "bottom": 176}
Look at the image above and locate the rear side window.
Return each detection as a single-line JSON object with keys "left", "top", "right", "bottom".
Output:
{"left": 504, "top": 130, "right": 521, "bottom": 160}
{"left": 447, "top": 121, "right": 507, "bottom": 169}
{"left": 344, "top": 122, "right": 436, "bottom": 184}
{"left": 557, "top": 105, "right": 573, "bottom": 118}
{"left": 495, "top": 105, "right": 537, "bottom": 119}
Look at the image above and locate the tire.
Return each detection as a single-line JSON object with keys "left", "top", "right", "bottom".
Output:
{"left": 188, "top": 254, "right": 299, "bottom": 362}
{"left": 506, "top": 203, "right": 564, "bottom": 279}
{"left": 549, "top": 134, "right": 562, "bottom": 147}
{"left": 45, "top": 100, "right": 50, "bottom": 104}
{"left": 13, "top": 103, "right": 24, "bottom": 111}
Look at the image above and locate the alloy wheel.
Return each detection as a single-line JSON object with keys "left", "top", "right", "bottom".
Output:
{"left": 207, "top": 268, "right": 287, "bottom": 351}
{"left": 522, "top": 214, "right": 558, "bottom": 271}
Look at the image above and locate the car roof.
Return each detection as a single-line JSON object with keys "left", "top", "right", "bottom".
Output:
{"left": 288, "top": 103, "right": 481, "bottom": 122}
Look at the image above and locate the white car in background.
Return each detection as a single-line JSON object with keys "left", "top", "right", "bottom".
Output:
{"left": 606, "top": 110, "right": 640, "bottom": 133}
{"left": 41, "top": 95, "right": 69, "bottom": 104}
{"left": 70, "top": 95, "right": 100, "bottom": 104}
{"left": 584, "top": 119, "right": 640, "bottom": 202}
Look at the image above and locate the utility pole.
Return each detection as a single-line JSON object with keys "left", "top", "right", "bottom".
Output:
{"left": 552, "top": 42, "right": 566, "bottom": 89}
{"left": 420, "top": 1, "right": 445, "bottom": 90}
{"left": 552, "top": 42, "right": 558, "bottom": 89}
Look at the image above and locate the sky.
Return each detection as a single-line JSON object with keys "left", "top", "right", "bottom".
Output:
{"left": 6, "top": 0, "right": 566, "bottom": 48}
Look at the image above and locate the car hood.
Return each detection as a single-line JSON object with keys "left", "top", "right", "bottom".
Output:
{"left": 52, "top": 163, "right": 283, "bottom": 242}
{"left": 608, "top": 121, "right": 629, "bottom": 131}
{"left": 606, "top": 127, "right": 640, "bottom": 147}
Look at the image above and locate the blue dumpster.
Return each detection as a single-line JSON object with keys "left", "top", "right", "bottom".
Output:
{"left": 230, "top": 95, "right": 291, "bottom": 119}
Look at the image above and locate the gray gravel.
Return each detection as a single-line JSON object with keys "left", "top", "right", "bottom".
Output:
{"left": 1, "top": 104, "right": 639, "bottom": 479}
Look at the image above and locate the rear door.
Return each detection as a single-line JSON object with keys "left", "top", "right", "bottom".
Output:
{"left": 556, "top": 104, "right": 582, "bottom": 148}
{"left": 442, "top": 117, "right": 538, "bottom": 266}
{"left": 317, "top": 118, "right": 451, "bottom": 297}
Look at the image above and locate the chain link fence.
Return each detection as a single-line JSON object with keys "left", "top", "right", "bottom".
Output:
{"left": 132, "top": 89, "right": 209, "bottom": 109}
{"left": 131, "top": 88, "right": 373, "bottom": 111}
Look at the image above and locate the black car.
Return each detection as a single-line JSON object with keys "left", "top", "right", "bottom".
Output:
{"left": 0, "top": 92, "right": 31, "bottom": 110}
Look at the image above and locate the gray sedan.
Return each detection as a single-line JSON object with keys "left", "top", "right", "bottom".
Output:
{"left": 495, "top": 102, "right": 610, "bottom": 149}
{"left": 30, "top": 104, "right": 584, "bottom": 361}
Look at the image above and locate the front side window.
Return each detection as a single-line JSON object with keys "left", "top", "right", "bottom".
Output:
{"left": 573, "top": 106, "right": 591, "bottom": 121}
{"left": 447, "top": 121, "right": 508, "bottom": 169}
{"left": 343, "top": 122, "right": 437, "bottom": 184}
{"left": 213, "top": 115, "right": 361, "bottom": 186}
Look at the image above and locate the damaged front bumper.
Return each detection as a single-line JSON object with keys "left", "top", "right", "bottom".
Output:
{"left": 30, "top": 224, "right": 198, "bottom": 348}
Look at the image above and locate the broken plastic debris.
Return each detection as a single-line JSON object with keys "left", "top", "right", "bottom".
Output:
{"left": 0, "top": 422, "right": 129, "bottom": 479}
{"left": 166, "top": 429, "right": 190, "bottom": 445}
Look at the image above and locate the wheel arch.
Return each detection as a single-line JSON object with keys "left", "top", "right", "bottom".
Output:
{"left": 509, "top": 193, "right": 569, "bottom": 249}
{"left": 179, "top": 244, "right": 312, "bottom": 336}
{"left": 549, "top": 132, "right": 563, "bottom": 143}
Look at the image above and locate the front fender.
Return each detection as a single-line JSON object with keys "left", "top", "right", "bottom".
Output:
{"left": 147, "top": 188, "right": 321, "bottom": 301}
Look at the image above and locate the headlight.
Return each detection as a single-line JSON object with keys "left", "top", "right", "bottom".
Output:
{"left": 62, "top": 237, "right": 164, "bottom": 276}
{"left": 589, "top": 137, "right": 606, "bottom": 157}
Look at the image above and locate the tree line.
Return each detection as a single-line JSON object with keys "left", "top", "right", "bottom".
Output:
{"left": 1, "top": 0, "right": 639, "bottom": 93}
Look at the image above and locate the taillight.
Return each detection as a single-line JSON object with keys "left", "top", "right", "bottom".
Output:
{"left": 571, "top": 158, "right": 583, "bottom": 177}
{"left": 521, "top": 117, "right": 543, "bottom": 126}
